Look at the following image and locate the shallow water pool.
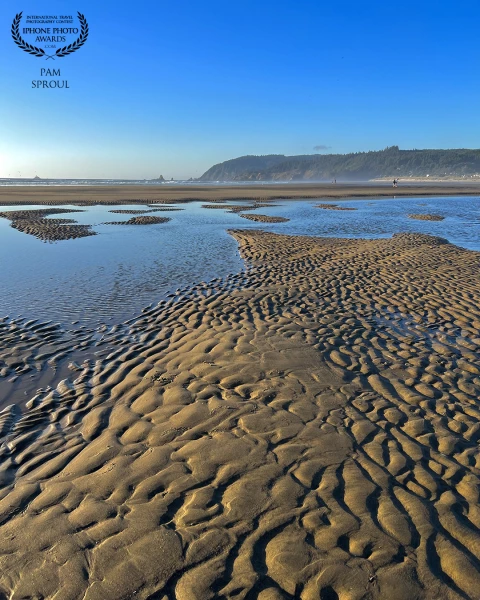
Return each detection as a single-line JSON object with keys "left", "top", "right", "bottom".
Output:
{"left": 0, "top": 196, "right": 478, "bottom": 327}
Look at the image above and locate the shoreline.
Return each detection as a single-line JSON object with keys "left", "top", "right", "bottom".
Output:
{"left": 0, "top": 229, "right": 479, "bottom": 598}
{"left": 1, "top": 182, "right": 480, "bottom": 205}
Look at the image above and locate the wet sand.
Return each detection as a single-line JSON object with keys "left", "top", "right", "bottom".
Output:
{"left": 239, "top": 214, "right": 290, "bottom": 223}
{"left": 317, "top": 204, "right": 358, "bottom": 211}
{"left": 1, "top": 182, "right": 480, "bottom": 205}
{"left": 0, "top": 208, "right": 95, "bottom": 242}
{"left": 104, "top": 216, "right": 171, "bottom": 226}
{"left": 202, "top": 203, "right": 280, "bottom": 213}
{"left": 0, "top": 229, "right": 479, "bottom": 599}
{"left": 408, "top": 214, "right": 445, "bottom": 222}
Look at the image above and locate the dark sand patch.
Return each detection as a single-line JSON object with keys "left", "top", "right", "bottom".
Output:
{"left": 316, "top": 203, "right": 357, "bottom": 210}
{"left": 229, "top": 203, "right": 281, "bottom": 213}
{"left": 201, "top": 204, "right": 250, "bottom": 210}
{"left": 202, "top": 203, "right": 279, "bottom": 213}
{"left": 109, "top": 208, "right": 183, "bottom": 214}
{"left": 408, "top": 213, "right": 445, "bottom": 221}
{"left": 104, "top": 215, "right": 171, "bottom": 225}
{"left": 239, "top": 214, "right": 290, "bottom": 223}
{"left": 0, "top": 208, "right": 83, "bottom": 220}
{"left": 0, "top": 208, "right": 94, "bottom": 241}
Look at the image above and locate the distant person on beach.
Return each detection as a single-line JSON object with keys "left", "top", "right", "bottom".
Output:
{"left": 393, "top": 179, "right": 398, "bottom": 188}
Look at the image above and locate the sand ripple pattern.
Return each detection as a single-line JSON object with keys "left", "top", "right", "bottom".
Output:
{"left": 316, "top": 204, "right": 358, "bottom": 211}
{"left": 0, "top": 232, "right": 479, "bottom": 599}
{"left": 239, "top": 214, "right": 290, "bottom": 223}
{"left": 104, "top": 216, "right": 171, "bottom": 226}
{"left": 408, "top": 214, "right": 445, "bottom": 221}
{"left": 0, "top": 209, "right": 94, "bottom": 242}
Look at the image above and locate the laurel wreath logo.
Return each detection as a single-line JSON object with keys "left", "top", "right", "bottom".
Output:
{"left": 11, "top": 12, "right": 45, "bottom": 57}
{"left": 11, "top": 11, "right": 88, "bottom": 60}
{"left": 55, "top": 13, "right": 88, "bottom": 58}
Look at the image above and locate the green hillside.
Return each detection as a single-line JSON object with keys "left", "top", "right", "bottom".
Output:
{"left": 199, "top": 147, "right": 480, "bottom": 181}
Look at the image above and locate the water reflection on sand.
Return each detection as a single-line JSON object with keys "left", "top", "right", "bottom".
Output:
{"left": 0, "top": 196, "right": 478, "bottom": 329}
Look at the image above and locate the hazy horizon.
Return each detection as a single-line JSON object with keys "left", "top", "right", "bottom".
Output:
{"left": 3, "top": 144, "right": 480, "bottom": 183}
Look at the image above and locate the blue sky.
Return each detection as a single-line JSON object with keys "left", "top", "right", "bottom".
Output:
{"left": 1, "top": 0, "right": 479, "bottom": 179}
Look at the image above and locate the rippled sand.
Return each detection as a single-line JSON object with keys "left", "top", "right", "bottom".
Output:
{"left": 0, "top": 231, "right": 479, "bottom": 599}
{"left": 239, "top": 214, "right": 290, "bottom": 223}
{"left": 104, "top": 216, "right": 171, "bottom": 226}
{"left": 408, "top": 214, "right": 445, "bottom": 221}
{"left": 0, "top": 209, "right": 95, "bottom": 242}
{"left": 316, "top": 204, "right": 358, "bottom": 211}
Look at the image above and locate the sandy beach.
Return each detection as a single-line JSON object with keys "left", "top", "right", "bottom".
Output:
{"left": 1, "top": 182, "right": 480, "bottom": 206}
{"left": 0, "top": 224, "right": 479, "bottom": 599}
{"left": 4, "top": 0, "right": 480, "bottom": 594}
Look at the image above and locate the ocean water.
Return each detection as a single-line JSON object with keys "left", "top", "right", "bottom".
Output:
{"left": 0, "top": 196, "right": 478, "bottom": 328}
{"left": 0, "top": 178, "right": 188, "bottom": 186}
{"left": 0, "top": 178, "right": 287, "bottom": 186}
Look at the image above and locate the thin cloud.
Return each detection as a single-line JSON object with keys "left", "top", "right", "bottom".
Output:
{"left": 313, "top": 145, "right": 331, "bottom": 151}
